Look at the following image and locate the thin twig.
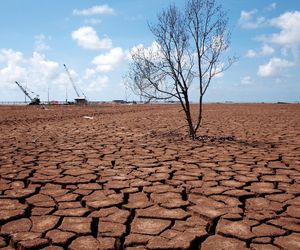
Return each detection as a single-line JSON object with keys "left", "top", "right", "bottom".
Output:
{"left": 161, "top": 124, "right": 186, "bottom": 135}
{"left": 32, "top": 129, "right": 47, "bottom": 143}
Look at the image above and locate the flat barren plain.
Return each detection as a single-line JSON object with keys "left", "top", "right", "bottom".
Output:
{"left": 0, "top": 103, "right": 299, "bottom": 250}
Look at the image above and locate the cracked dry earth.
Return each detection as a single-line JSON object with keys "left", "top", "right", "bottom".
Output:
{"left": 0, "top": 104, "right": 299, "bottom": 250}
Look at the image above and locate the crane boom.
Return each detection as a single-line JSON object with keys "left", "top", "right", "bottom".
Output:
{"left": 63, "top": 64, "right": 83, "bottom": 98}
{"left": 15, "top": 81, "right": 33, "bottom": 101}
{"left": 14, "top": 81, "right": 40, "bottom": 105}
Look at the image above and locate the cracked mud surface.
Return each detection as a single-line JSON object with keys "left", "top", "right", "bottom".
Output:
{"left": 0, "top": 103, "right": 299, "bottom": 250}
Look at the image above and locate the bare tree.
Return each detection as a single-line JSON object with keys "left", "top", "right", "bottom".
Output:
{"left": 127, "top": 0, "right": 236, "bottom": 139}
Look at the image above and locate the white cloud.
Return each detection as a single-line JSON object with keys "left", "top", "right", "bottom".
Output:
{"left": 71, "top": 26, "right": 112, "bottom": 50}
{"left": 54, "top": 69, "right": 88, "bottom": 99}
{"left": 84, "top": 18, "right": 102, "bottom": 25}
{"left": 266, "top": 2, "right": 277, "bottom": 11}
{"left": 211, "top": 62, "right": 225, "bottom": 78}
{"left": 261, "top": 44, "right": 275, "bottom": 55}
{"left": 258, "top": 57, "right": 294, "bottom": 77}
{"left": 0, "top": 48, "right": 23, "bottom": 65}
{"left": 241, "top": 76, "right": 253, "bottom": 85}
{"left": 84, "top": 68, "right": 97, "bottom": 79}
{"left": 92, "top": 47, "right": 127, "bottom": 72}
{"left": 0, "top": 65, "right": 26, "bottom": 88}
{"left": 73, "top": 5, "right": 114, "bottom": 16}
{"left": 246, "top": 44, "right": 274, "bottom": 58}
{"left": 85, "top": 75, "right": 109, "bottom": 93}
{"left": 0, "top": 49, "right": 59, "bottom": 92}
{"left": 28, "top": 52, "right": 59, "bottom": 88}
{"left": 245, "top": 49, "right": 257, "bottom": 58}
{"left": 269, "top": 11, "right": 300, "bottom": 47}
{"left": 239, "top": 10, "right": 266, "bottom": 29}
{"left": 82, "top": 69, "right": 109, "bottom": 96}
{"left": 34, "top": 34, "right": 50, "bottom": 51}
{"left": 213, "top": 71, "right": 224, "bottom": 78}
{"left": 130, "top": 42, "right": 164, "bottom": 63}
{"left": 52, "top": 72, "right": 69, "bottom": 89}
{"left": 0, "top": 47, "right": 112, "bottom": 101}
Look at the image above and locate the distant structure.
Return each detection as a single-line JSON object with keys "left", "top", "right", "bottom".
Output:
{"left": 63, "top": 64, "right": 87, "bottom": 105}
{"left": 112, "top": 100, "right": 137, "bottom": 104}
{"left": 74, "top": 97, "right": 87, "bottom": 105}
{"left": 112, "top": 100, "right": 127, "bottom": 104}
{"left": 15, "top": 81, "right": 40, "bottom": 105}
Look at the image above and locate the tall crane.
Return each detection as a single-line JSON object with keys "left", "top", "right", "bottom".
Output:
{"left": 15, "top": 81, "right": 40, "bottom": 105}
{"left": 63, "top": 64, "right": 87, "bottom": 104}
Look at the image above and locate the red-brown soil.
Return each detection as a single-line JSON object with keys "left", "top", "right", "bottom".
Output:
{"left": 0, "top": 103, "right": 299, "bottom": 250}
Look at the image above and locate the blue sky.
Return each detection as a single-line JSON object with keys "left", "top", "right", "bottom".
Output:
{"left": 0, "top": 0, "right": 299, "bottom": 103}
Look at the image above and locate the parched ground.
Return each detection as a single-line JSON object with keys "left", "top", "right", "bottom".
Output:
{"left": 0, "top": 103, "right": 299, "bottom": 250}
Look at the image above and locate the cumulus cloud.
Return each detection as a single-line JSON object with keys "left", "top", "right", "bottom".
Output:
{"left": 34, "top": 34, "right": 50, "bottom": 51}
{"left": 53, "top": 69, "right": 90, "bottom": 99}
{"left": 266, "top": 2, "right": 277, "bottom": 11}
{"left": 238, "top": 10, "right": 266, "bottom": 29}
{"left": 85, "top": 75, "right": 109, "bottom": 93}
{"left": 0, "top": 49, "right": 60, "bottom": 94}
{"left": 92, "top": 47, "right": 127, "bottom": 72}
{"left": 265, "top": 2, "right": 277, "bottom": 11}
{"left": 131, "top": 41, "right": 161, "bottom": 55}
{"left": 84, "top": 18, "right": 102, "bottom": 25}
{"left": 0, "top": 64, "right": 26, "bottom": 88}
{"left": 241, "top": 76, "right": 253, "bottom": 85}
{"left": 245, "top": 49, "right": 257, "bottom": 58}
{"left": 241, "top": 9, "right": 300, "bottom": 55}
{"left": 84, "top": 68, "right": 97, "bottom": 79}
{"left": 0, "top": 49, "right": 24, "bottom": 64}
{"left": 257, "top": 57, "right": 294, "bottom": 77}
{"left": 0, "top": 45, "right": 117, "bottom": 103}
{"left": 261, "top": 44, "right": 275, "bottom": 55}
{"left": 130, "top": 42, "right": 165, "bottom": 64}
{"left": 72, "top": 26, "right": 112, "bottom": 50}
{"left": 73, "top": 5, "right": 114, "bottom": 16}
{"left": 28, "top": 52, "right": 59, "bottom": 87}
{"left": 0, "top": 49, "right": 27, "bottom": 91}
{"left": 268, "top": 11, "right": 300, "bottom": 47}
{"left": 82, "top": 69, "right": 109, "bottom": 95}
{"left": 245, "top": 44, "right": 274, "bottom": 58}
{"left": 0, "top": 47, "right": 111, "bottom": 101}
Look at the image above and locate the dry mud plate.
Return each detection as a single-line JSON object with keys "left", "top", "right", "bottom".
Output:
{"left": 0, "top": 103, "right": 300, "bottom": 250}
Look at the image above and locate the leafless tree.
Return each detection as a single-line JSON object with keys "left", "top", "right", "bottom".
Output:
{"left": 127, "top": 0, "right": 236, "bottom": 139}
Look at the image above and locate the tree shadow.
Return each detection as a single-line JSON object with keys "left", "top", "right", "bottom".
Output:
{"left": 149, "top": 130, "right": 276, "bottom": 149}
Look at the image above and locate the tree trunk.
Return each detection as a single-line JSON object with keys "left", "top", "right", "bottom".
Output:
{"left": 194, "top": 94, "right": 203, "bottom": 137}
{"left": 183, "top": 94, "right": 196, "bottom": 139}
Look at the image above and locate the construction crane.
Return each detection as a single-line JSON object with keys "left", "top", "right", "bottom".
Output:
{"left": 15, "top": 81, "right": 40, "bottom": 105}
{"left": 63, "top": 64, "right": 87, "bottom": 104}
